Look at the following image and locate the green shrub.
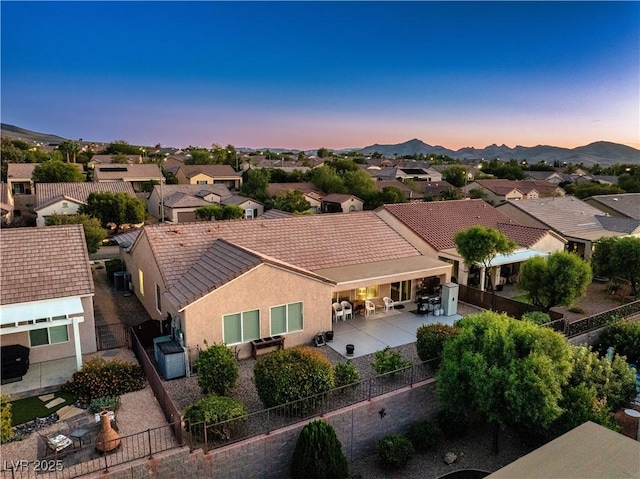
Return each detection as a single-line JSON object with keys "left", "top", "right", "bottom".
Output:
{"left": 376, "top": 433, "right": 414, "bottom": 470}
{"left": 184, "top": 395, "right": 247, "bottom": 441}
{"left": 253, "top": 347, "right": 334, "bottom": 411}
{"left": 196, "top": 342, "right": 238, "bottom": 396}
{"left": 334, "top": 361, "right": 360, "bottom": 389}
{"left": 0, "top": 396, "right": 13, "bottom": 444}
{"left": 104, "top": 259, "right": 124, "bottom": 283}
{"left": 406, "top": 420, "right": 441, "bottom": 452}
{"left": 291, "top": 420, "right": 348, "bottom": 479}
{"left": 88, "top": 396, "right": 121, "bottom": 413}
{"left": 595, "top": 318, "right": 640, "bottom": 366}
{"left": 521, "top": 311, "right": 551, "bottom": 325}
{"left": 62, "top": 357, "right": 145, "bottom": 402}
{"left": 416, "top": 324, "right": 460, "bottom": 364}
{"left": 372, "top": 346, "right": 411, "bottom": 376}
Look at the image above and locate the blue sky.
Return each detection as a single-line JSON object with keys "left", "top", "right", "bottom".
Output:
{"left": 2, "top": 1, "right": 638, "bottom": 150}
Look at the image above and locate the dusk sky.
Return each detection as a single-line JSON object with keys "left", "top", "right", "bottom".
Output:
{"left": 2, "top": 1, "right": 639, "bottom": 151}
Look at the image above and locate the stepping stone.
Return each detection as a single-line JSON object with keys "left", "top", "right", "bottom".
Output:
{"left": 57, "top": 405, "right": 87, "bottom": 421}
{"left": 39, "top": 394, "right": 55, "bottom": 402}
{"left": 45, "top": 397, "right": 66, "bottom": 409}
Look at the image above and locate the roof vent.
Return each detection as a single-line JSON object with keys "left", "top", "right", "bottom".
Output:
{"left": 613, "top": 198, "right": 619, "bottom": 201}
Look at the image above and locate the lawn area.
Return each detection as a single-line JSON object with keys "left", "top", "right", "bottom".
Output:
{"left": 9, "top": 391, "right": 76, "bottom": 425}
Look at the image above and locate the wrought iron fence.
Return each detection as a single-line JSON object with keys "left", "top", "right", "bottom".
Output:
{"left": 564, "top": 300, "right": 640, "bottom": 338}
{"left": 95, "top": 323, "right": 129, "bottom": 351}
{"left": 185, "top": 358, "right": 438, "bottom": 454}
{"left": 0, "top": 424, "right": 179, "bottom": 479}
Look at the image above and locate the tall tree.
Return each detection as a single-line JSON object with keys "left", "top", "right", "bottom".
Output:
{"left": 518, "top": 252, "right": 592, "bottom": 310}
{"left": 310, "top": 166, "right": 345, "bottom": 194}
{"left": 58, "top": 140, "right": 80, "bottom": 163}
{"left": 442, "top": 165, "right": 467, "bottom": 188}
{"left": 454, "top": 226, "right": 516, "bottom": 308}
{"left": 437, "top": 311, "right": 572, "bottom": 453}
{"left": 32, "top": 160, "right": 84, "bottom": 183}
{"left": 79, "top": 192, "right": 146, "bottom": 232}
{"left": 240, "top": 168, "right": 270, "bottom": 201}
{"left": 271, "top": 190, "right": 311, "bottom": 214}
{"left": 591, "top": 236, "right": 640, "bottom": 297}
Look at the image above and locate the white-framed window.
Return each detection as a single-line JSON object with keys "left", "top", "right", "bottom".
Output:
{"left": 196, "top": 180, "right": 208, "bottom": 185}
{"left": 62, "top": 202, "right": 68, "bottom": 209}
{"left": 29, "top": 316, "right": 69, "bottom": 347}
{"left": 270, "top": 302, "right": 303, "bottom": 336}
{"left": 138, "top": 269, "right": 145, "bottom": 296}
{"left": 245, "top": 209, "right": 254, "bottom": 218}
{"left": 223, "top": 309, "right": 260, "bottom": 345}
{"left": 155, "top": 284, "right": 162, "bottom": 313}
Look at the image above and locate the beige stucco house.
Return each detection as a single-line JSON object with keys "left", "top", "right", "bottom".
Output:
{"left": 122, "top": 212, "right": 452, "bottom": 359}
{"left": 34, "top": 181, "right": 137, "bottom": 227}
{"left": 462, "top": 180, "right": 565, "bottom": 205}
{"left": 377, "top": 199, "right": 566, "bottom": 291}
{"left": 146, "top": 184, "right": 232, "bottom": 222}
{"left": 174, "top": 165, "right": 242, "bottom": 190}
{"left": 93, "top": 164, "right": 163, "bottom": 192}
{"left": 321, "top": 193, "right": 364, "bottom": 213}
{"left": 0, "top": 225, "right": 96, "bottom": 371}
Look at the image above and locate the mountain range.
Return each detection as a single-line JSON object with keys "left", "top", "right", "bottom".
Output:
{"left": 2, "top": 123, "right": 638, "bottom": 167}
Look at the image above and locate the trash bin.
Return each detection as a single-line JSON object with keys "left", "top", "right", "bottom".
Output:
{"left": 346, "top": 344, "right": 355, "bottom": 356}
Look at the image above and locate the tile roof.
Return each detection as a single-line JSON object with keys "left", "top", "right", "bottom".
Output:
{"left": 176, "top": 165, "right": 239, "bottom": 178}
{"left": 36, "top": 181, "right": 137, "bottom": 208}
{"left": 90, "top": 155, "right": 141, "bottom": 164}
{"left": 596, "top": 216, "right": 640, "bottom": 235}
{"left": 474, "top": 179, "right": 564, "bottom": 195}
{"left": 498, "top": 196, "right": 629, "bottom": 238}
{"left": 163, "top": 192, "right": 211, "bottom": 209}
{"left": 585, "top": 193, "right": 640, "bottom": 220}
{"left": 165, "top": 239, "right": 264, "bottom": 309}
{"left": 0, "top": 224, "right": 94, "bottom": 305}
{"left": 93, "top": 164, "right": 162, "bottom": 181}
{"left": 6, "top": 163, "right": 37, "bottom": 180}
{"left": 221, "top": 195, "right": 260, "bottom": 206}
{"left": 139, "top": 211, "right": 422, "bottom": 289}
{"left": 260, "top": 209, "right": 294, "bottom": 219}
{"left": 380, "top": 199, "right": 549, "bottom": 250}
{"left": 152, "top": 183, "right": 231, "bottom": 200}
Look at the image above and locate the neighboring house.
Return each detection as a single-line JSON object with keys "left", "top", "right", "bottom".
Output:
{"left": 0, "top": 225, "right": 97, "bottom": 370}
{"left": 221, "top": 195, "right": 265, "bottom": 218}
{"left": 34, "top": 181, "right": 137, "bottom": 227}
{"left": 497, "top": 196, "right": 640, "bottom": 258}
{"left": 6, "top": 163, "right": 36, "bottom": 195}
{"left": 93, "top": 164, "right": 163, "bottom": 192}
{"left": 583, "top": 193, "right": 640, "bottom": 220}
{"left": 523, "top": 171, "right": 567, "bottom": 184}
{"left": 267, "top": 183, "right": 325, "bottom": 213}
{"left": 463, "top": 180, "right": 565, "bottom": 204}
{"left": 396, "top": 167, "right": 443, "bottom": 182}
{"left": 122, "top": 213, "right": 452, "bottom": 359}
{"left": 174, "top": 165, "right": 242, "bottom": 190}
{"left": 376, "top": 199, "right": 566, "bottom": 291}
{"left": 88, "top": 154, "right": 142, "bottom": 169}
{"left": 414, "top": 181, "right": 457, "bottom": 199}
{"left": 0, "top": 182, "right": 15, "bottom": 224}
{"left": 321, "top": 193, "right": 364, "bottom": 213}
{"left": 146, "top": 184, "right": 232, "bottom": 222}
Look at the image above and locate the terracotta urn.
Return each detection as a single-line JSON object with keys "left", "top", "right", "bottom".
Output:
{"left": 95, "top": 411, "right": 121, "bottom": 452}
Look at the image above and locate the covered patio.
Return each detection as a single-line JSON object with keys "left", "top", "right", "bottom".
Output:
{"left": 326, "top": 303, "right": 470, "bottom": 359}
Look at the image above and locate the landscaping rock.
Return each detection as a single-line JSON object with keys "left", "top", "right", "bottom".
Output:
{"left": 443, "top": 451, "right": 458, "bottom": 465}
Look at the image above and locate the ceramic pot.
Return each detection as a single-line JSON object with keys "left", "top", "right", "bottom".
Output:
{"left": 95, "top": 411, "right": 121, "bottom": 452}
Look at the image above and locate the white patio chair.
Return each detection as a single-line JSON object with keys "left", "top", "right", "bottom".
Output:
{"left": 341, "top": 301, "right": 353, "bottom": 321}
{"left": 364, "top": 300, "right": 376, "bottom": 317}
{"left": 383, "top": 297, "right": 395, "bottom": 313}
{"left": 332, "top": 302, "right": 344, "bottom": 322}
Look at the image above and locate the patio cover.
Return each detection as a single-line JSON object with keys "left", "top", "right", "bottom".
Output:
{"left": 439, "top": 247, "right": 549, "bottom": 267}
{"left": 0, "top": 296, "right": 86, "bottom": 369}
{"left": 313, "top": 256, "right": 451, "bottom": 288}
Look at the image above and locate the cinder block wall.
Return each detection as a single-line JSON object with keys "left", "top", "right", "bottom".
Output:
{"left": 91, "top": 380, "right": 438, "bottom": 479}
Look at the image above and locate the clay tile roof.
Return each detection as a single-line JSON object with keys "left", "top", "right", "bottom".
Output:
{"left": 322, "top": 193, "right": 362, "bottom": 203}
{"left": 165, "top": 239, "right": 263, "bottom": 309}
{"left": 267, "top": 182, "right": 323, "bottom": 196}
{"left": 0, "top": 224, "right": 94, "bottom": 305}
{"left": 93, "top": 164, "right": 161, "bottom": 181}
{"left": 495, "top": 223, "right": 550, "bottom": 248}
{"left": 260, "top": 209, "right": 294, "bottom": 219}
{"left": 140, "top": 211, "right": 421, "bottom": 288}
{"left": 7, "top": 163, "right": 37, "bottom": 180}
{"left": 381, "top": 199, "right": 546, "bottom": 250}
{"left": 36, "top": 181, "right": 136, "bottom": 208}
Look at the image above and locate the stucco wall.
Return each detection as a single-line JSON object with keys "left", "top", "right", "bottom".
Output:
{"left": 182, "top": 263, "right": 334, "bottom": 359}
{"left": 35, "top": 200, "right": 83, "bottom": 227}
